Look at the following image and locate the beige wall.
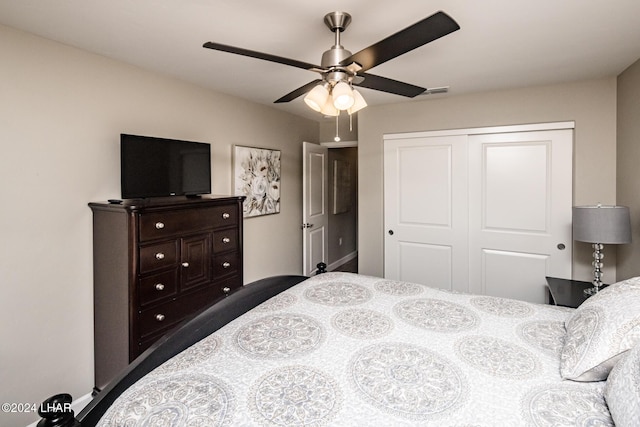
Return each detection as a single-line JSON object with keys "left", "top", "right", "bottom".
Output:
{"left": 358, "top": 79, "right": 618, "bottom": 281}
{"left": 617, "top": 58, "right": 640, "bottom": 281}
{"left": 319, "top": 113, "right": 358, "bottom": 142}
{"left": 0, "top": 24, "right": 317, "bottom": 426}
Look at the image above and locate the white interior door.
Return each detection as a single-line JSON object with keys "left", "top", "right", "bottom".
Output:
{"left": 302, "top": 142, "right": 328, "bottom": 276}
{"left": 384, "top": 135, "right": 469, "bottom": 290}
{"left": 384, "top": 124, "right": 573, "bottom": 303}
{"left": 468, "top": 129, "right": 573, "bottom": 302}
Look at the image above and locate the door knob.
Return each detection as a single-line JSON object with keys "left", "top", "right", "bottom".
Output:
{"left": 388, "top": 230, "right": 394, "bottom": 235}
{"left": 302, "top": 223, "right": 314, "bottom": 229}
{"left": 557, "top": 243, "right": 566, "bottom": 250}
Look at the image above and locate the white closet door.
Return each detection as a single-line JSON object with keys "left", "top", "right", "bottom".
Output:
{"left": 468, "top": 129, "right": 573, "bottom": 303}
{"left": 384, "top": 135, "right": 468, "bottom": 290}
{"left": 384, "top": 124, "right": 573, "bottom": 303}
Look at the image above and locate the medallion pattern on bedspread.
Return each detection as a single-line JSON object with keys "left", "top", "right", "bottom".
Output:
{"left": 517, "top": 320, "right": 566, "bottom": 358}
{"left": 331, "top": 309, "right": 393, "bottom": 339}
{"left": 374, "top": 279, "right": 425, "bottom": 296}
{"left": 304, "top": 282, "right": 372, "bottom": 306}
{"left": 522, "top": 384, "right": 613, "bottom": 426}
{"left": 234, "top": 314, "right": 324, "bottom": 359}
{"left": 99, "top": 272, "right": 612, "bottom": 426}
{"left": 470, "top": 296, "right": 534, "bottom": 317}
{"left": 254, "top": 293, "right": 297, "bottom": 312}
{"left": 155, "top": 334, "right": 221, "bottom": 372}
{"left": 456, "top": 335, "right": 540, "bottom": 378}
{"left": 394, "top": 298, "right": 479, "bottom": 332}
{"left": 249, "top": 365, "right": 341, "bottom": 427}
{"left": 350, "top": 342, "right": 467, "bottom": 420}
{"left": 98, "top": 373, "right": 235, "bottom": 426}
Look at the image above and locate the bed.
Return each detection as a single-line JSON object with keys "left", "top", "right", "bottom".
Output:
{"left": 38, "top": 272, "right": 640, "bottom": 426}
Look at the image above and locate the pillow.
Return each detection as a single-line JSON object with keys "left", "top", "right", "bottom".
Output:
{"left": 560, "top": 276, "right": 640, "bottom": 381}
{"left": 605, "top": 344, "right": 640, "bottom": 427}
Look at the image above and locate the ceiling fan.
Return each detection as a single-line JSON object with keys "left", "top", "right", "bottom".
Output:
{"left": 203, "top": 11, "right": 460, "bottom": 116}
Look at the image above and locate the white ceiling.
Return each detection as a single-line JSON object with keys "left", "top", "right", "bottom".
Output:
{"left": 2, "top": 0, "right": 640, "bottom": 121}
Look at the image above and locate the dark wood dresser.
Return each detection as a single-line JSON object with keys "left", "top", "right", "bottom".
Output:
{"left": 89, "top": 195, "right": 244, "bottom": 391}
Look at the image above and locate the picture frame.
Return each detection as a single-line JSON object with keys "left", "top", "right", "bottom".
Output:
{"left": 233, "top": 145, "right": 281, "bottom": 218}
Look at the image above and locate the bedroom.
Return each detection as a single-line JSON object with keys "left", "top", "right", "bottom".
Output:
{"left": 1, "top": 1, "right": 640, "bottom": 426}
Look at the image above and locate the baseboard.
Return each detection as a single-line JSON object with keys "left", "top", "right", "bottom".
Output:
{"left": 27, "top": 392, "right": 93, "bottom": 427}
{"left": 328, "top": 250, "right": 358, "bottom": 272}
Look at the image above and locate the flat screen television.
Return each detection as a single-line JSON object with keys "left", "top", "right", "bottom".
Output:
{"left": 120, "top": 134, "right": 211, "bottom": 199}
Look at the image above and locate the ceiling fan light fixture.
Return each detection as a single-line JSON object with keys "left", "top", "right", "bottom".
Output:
{"left": 303, "top": 84, "right": 330, "bottom": 112}
{"left": 320, "top": 97, "right": 340, "bottom": 116}
{"left": 348, "top": 89, "right": 367, "bottom": 115}
{"left": 332, "top": 81, "right": 355, "bottom": 110}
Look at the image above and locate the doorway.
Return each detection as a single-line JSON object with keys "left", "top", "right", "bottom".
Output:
{"left": 303, "top": 142, "right": 358, "bottom": 275}
{"left": 327, "top": 146, "right": 358, "bottom": 272}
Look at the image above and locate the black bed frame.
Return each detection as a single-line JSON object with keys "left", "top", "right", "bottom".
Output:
{"left": 36, "top": 274, "right": 308, "bottom": 427}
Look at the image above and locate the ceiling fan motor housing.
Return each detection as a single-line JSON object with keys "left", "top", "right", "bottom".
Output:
{"left": 318, "top": 12, "right": 359, "bottom": 114}
{"left": 321, "top": 11, "right": 355, "bottom": 85}
{"left": 321, "top": 47, "right": 353, "bottom": 70}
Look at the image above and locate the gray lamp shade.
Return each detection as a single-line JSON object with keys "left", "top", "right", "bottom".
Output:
{"left": 573, "top": 205, "right": 632, "bottom": 244}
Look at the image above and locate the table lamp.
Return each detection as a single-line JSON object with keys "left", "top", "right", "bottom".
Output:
{"left": 573, "top": 204, "right": 631, "bottom": 296}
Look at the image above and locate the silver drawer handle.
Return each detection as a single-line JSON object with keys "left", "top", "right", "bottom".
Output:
{"left": 182, "top": 262, "right": 189, "bottom": 268}
{"left": 155, "top": 314, "right": 165, "bottom": 322}
{"left": 222, "top": 286, "right": 231, "bottom": 293}
{"left": 155, "top": 252, "right": 165, "bottom": 260}
{"left": 222, "top": 262, "right": 231, "bottom": 268}
{"left": 222, "top": 212, "right": 230, "bottom": 219}
{"left": 155, "top": 283, "right": 165, "bottom": 291}
{"left": 155, "top": 222, "right": 165, "bottom": 229}
{"left": 222, "top": 237, "right": 231, "bottom": 244}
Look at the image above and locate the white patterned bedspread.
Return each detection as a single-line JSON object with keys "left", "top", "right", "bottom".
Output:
{"left": 98, "top": 273, "right": 613, "bottom": 426}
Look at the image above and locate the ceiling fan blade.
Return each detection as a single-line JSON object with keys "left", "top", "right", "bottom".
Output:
{"left": 274, "top": 79, "right": 323, "bottom": 103}
{"left": 356, "top": 73, "right": 425, "bottom": 97}
{"left": 203, "top": 42, "right": 321, "bottom": 71}
{"left": 340, "top": 11, "right": 460, "bottom": 72}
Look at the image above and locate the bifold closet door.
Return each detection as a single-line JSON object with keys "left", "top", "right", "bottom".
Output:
{"left": 384, "top": 127, "right": 573, "bottom": 303}
{"left": 467, "top": 129, "right": 573, "bottom": 303}
{"left": 384, "top": 135, "right": 469, "bottom": 290}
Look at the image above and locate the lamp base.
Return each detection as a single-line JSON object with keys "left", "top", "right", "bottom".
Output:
{"left": 583, "top": 243, "right": 605, "bottom": 297}
{"left": 583, "top": 286, "right": 601, "bottom": 296}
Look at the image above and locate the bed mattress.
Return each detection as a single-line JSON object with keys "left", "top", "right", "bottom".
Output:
{"left": 97, "top": 272, "right": 612, "bottom": 426}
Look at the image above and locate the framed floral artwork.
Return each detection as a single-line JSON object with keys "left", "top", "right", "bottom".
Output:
{"left": 233, "top": 145, "right": 281, "bottom": 217}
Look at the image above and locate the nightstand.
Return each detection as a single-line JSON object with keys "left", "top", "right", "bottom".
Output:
{"left": 545, "top": 277, "right": 608, "bottom": 308}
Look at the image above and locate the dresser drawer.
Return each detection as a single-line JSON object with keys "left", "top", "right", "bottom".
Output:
{"left": 137, "top": 286, "right": 219, "bottom": 339}
{"left": 139, "top": 270, "right": 178, "bottom": 307}
{"left": 139, "top": 241, "right": 178, "bottom": 273}
{"left": 213, "top": 252, "right": 240, "bottom": 277}
{"left": 218, "top": 276, "right": 242, "bottom": 296}
{"left": 139, "top": 205, "right": 238, "bottom": 242}
{"left": 213, "top": 228, "right": 239, "bottom": 253}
